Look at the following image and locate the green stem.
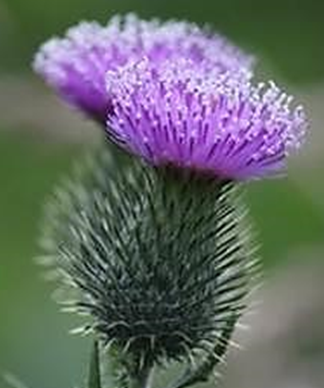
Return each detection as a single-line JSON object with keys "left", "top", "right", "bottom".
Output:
{"left": 87, "top": 340, "right": 102, "bottom": 388}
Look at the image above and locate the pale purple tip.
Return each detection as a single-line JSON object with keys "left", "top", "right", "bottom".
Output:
{"left": 106, "top": 59, "right": 306, "bottom": 180}
{"left": 33, "top": 14, "right": 254, "bottom": 124}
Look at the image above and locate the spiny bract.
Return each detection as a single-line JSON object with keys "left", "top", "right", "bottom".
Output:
{"left": 40, "top": 149, "right": 258, "bottom": 368}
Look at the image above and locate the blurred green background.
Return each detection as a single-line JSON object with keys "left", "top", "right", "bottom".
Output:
{"left": 1, "top": 1, "right": 324, "bottom": 388}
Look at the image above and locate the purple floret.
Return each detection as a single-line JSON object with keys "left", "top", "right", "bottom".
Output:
{"left": 107, "top": 59, "right": 306, "bottom": 180}
{"left": 33, "top": 14, "right": 254, "bottom": 124}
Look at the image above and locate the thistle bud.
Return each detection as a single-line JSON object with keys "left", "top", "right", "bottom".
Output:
{"left": 40, "top": 149, "right": 258, "bottom": 386}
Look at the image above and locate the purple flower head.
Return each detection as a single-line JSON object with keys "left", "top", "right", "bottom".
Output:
{"left": 33, "top": 14, "right": 254, "bottom": 124}
{"left": 106, "top": 59, "right": 306, "bottom": 180}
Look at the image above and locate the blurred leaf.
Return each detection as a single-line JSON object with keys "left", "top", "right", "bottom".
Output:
{"left": 247, "top": 178, "right": 324, "bottom": 267}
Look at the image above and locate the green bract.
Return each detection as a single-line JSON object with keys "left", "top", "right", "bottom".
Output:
{"left": 40, "top": 149, "right": 258, "bottom": 387}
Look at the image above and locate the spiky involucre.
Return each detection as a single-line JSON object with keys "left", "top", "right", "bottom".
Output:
{"left": 40, "top": 148, "right": 258, "bottom": 368}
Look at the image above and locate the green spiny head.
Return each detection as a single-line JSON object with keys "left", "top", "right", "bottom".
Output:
{"left": 40, "top": 147, "right": 258, "bottom": 372}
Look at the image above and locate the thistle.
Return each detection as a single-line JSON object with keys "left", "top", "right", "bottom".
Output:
{"left": 106, "top": 58, "right": 305, "bottom": 180}
{"left": 33, "top": 13, "right": 253, "bottom": 125}
{"left": 34, "top": 13, "right": 307, "bottom": 388}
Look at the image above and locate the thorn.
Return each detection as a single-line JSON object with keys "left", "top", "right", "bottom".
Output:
{"left": 229, "top": 340, "right": 243, "bottom": 350}
{"left": 186, "top": 350, "right": 197, "bottom": 370}
{"left": 70, "top": 326, "right": 86, "bottom": 335}
{"left": 122, "top": 337, "right": 135, "bottom": 354}
{"left": 235, "top": 322, "right": 250, "bottom": 331}
{"left": 138, "top": 351, "right": 146, "bottom": 371}
{"left": 103, "top": 337, "right": 117, "bottom": 352}
{"left": 150, "top": 335, "right": 156, "bottom": 351}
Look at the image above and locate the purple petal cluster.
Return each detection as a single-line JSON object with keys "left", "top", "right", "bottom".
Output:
{"left": 33, "top": 14, "right": 253, "bottom": 123}
{"left": 107, "top": 59, "right": 306, "bottom": 180}
{"left": 33, "top": 14, "right": 307, "bottom": 180}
